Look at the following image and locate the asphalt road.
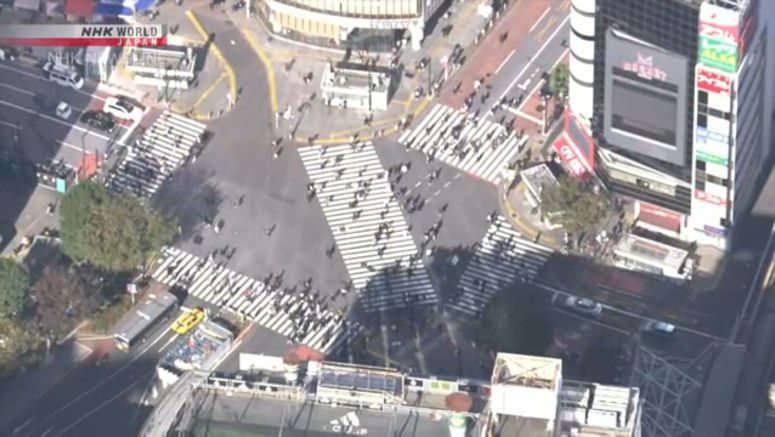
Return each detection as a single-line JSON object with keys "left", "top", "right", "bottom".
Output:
{"left": 0, "top": 61, "right": 130, "bottom": 169}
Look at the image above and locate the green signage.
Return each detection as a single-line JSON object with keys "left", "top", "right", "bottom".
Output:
{"left": 697, "top": 150, "right": 729, "bottom": 167}
{"left": 699, "top": 36, "right": 738, "bottom": 73}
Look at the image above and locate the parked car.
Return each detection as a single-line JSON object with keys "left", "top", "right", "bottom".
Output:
{"left": 103, "top": 95, "right": 144, "bottom": 121}
{"left": 80, "top": 111, "right": 116, "bottom": 134}
{"left": 641, "top": 320, "right": 675, "bottom": 336}
{"left": 55, "top": 102, "right": 72, "bottom": 120}
{"left": 564, "top": 297, "right": 603, "bottom": 317}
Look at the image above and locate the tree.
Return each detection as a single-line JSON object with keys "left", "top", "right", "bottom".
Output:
{"left": 0, "top": 316, "right": 45, "bottom": 375}
{"left": 541, "top": 175, "right": 609, "bottom": 236}
{"left": 0, "top": 258, "right": 30, "bottom": 317}
{"left": 31, "top": 264, "right": 100, "bottom": 338}
{"left": 549, "top": 63, "right": 570, "bottom": 103}
{"left": 477, "top": 285, "right": 554, "bottom": 356}
{"left": 59, "top": 181, "right": 177, "bottom": 272}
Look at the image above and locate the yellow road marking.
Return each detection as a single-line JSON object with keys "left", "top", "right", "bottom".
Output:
{"left": 241, "top": 27, "right": 279, "bottom": 114}
{"left": 537, "top": 15, "right": 559, "bottom": 42}
{"left": 185, "top": 10, "right": 238, "bottom": 103}
{"left": 188, "top": 72, "right": 228, "bottom": 111}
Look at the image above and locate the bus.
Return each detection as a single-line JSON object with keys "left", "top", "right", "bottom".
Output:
{"left": 113, "top": 289, "right": 179, "bottom": 351}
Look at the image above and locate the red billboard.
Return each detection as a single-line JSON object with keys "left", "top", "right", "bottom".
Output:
{"left": 553, "top": 135, "right": 590, "bottom": 180}
{"left": 697, "top": 66, "right": 732, "bottom": 95}
{"left": 699, "top": 3, "right": 740, "bottom": 44}
{"left": 563, "top": 108, "right": 596, "bottom": 170}
{"left": 639, "top": 202, "right": 683, "bottom": 232}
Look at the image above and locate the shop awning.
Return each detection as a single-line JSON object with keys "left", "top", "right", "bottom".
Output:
{"left": 65, "top": 0, "right": 94, "bottom": 16}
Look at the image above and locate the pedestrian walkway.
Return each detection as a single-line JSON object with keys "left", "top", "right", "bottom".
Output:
{"left": 398, "top": 104, "right": 526, "bottom": 184}
{"left": 298, "top": 143, "right": 438, "bottom": 313}
{"left": 107, "top": 111, "right": 207, "bottom": 199}
{"left": 152, "top": 247, "right": 355, "bottom": 354}
{"left": 446, "top": 216, "right": 554, "bottom": 317}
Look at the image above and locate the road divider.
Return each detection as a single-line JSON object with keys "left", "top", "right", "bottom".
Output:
{"left": 241, "top": 28, "right": 279, "bottom": 114}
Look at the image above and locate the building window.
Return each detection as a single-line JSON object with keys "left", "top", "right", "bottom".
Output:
{"left": 697, "top": 113, "right": 707, "bottom": 128}
{"left": 707, "top": 174, "right": 729, "bottom": 187}
{"left": 720, "top": 218, "right": 731, "bottom": 228}
{"left": 698, "top": 90, "right": 708, "bottom": 105}
{"left": 696, "top": 160, "right": 706, "bottom": 171}
{"left": 696, "top": 179, "right": 705, "bottom": 191}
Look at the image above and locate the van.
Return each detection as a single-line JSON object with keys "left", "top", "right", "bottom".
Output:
{"left": 46, "top": 64, "right": 84, "bottom": 90}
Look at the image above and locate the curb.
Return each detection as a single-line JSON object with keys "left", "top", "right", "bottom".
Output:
{"left": 500, "top": 180, "right": 559, "bottom": 246}
{"left": 241, "top": 27, "right": 279, "bottom": 115}
{"left": 185, "top": 10, "right": 238, "bottom": 107}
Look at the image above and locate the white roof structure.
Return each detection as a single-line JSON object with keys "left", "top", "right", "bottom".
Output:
{"left": 490, "top": 353, "right": 562, "bottom": 420}
{"left": 559, "top": 381, "right": 641, "bottom": 437}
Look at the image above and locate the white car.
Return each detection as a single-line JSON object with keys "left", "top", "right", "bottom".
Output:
{"left": 103, "top": 96, "right": 144, "bottom": 121}
{"left": 641, "top": 320, "right": 675, "bottom": 336}
{"left": 55, "top": 102, "right": 72, "bottom": 120}
{"left": 564, "top": 297, "right": 603, "bottom": 317}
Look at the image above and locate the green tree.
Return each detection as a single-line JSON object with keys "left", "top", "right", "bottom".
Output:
{"left": 477, "top": 286, "right": 554, "bottom": 355}
{"left": 60, "top": 181, "right": 177, "bottom": 272}
{"left": 0, "top": 258, "right": 30, "bottom": 317}
{"left": 549, "top": 63, "right": 570, "bottom": 103}
{"left": 541, "top": 175, "right": 609, "bottom": 236}
{"left": 31, "top": 264, "right": 99, "bottom": 338}
{"left": 0, "top": 316, "right": 45, "bottom": 375}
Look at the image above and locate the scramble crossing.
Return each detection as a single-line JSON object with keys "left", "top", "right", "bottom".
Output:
{"left": 152, "top": 247, "right": 354, "bottom": 354}
{"left": 108, "top": 111, "right": 206, "bottom": 199}
{"left": 298, "top": 143, "right": 438, "bottom": 313}
{"left": 446, "top": 216, "right": 554, "bottom": 317}
{"left": 398, "top": 104, "right": 527, "bottom": 184}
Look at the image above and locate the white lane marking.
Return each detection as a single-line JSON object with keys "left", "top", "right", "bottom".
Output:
{"left": 529, "top": 7, "right": 552, "bottom": 32}
{"left": 0, "top": 81, "right": 87, "bottom": 112}
{"left": 510, "top": 47, "right": 570, "bottom": 115}
{"left": 497, "top": 15, "right": 570, "bottom": 102}
{"left": 0, "top": 120, "right": 18, "bottom": 128}
{"left": 157, "top": 333, "right": 179, "bottom": 353}
{"left": 11, "top": 417, "right": 35, "bottom": 436}
{"left": 0, "top": 63, "right": 108, "bottom": 101}
{"left": 0, "top": 98, "right": 113, "bottom": 142}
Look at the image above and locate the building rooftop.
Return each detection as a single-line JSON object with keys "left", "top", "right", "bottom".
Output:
{"left": 559, "top": 381, "right": 641, "bottom": 436}
{"left": 492, "top": 353, "right": 562, "bottom": 390}
{"left": 321, "top": 62, "right": 391, "bottom": 93}
{"left": 614, "top": 234, "right": 689, "bottom": 270}
{"left": 521, "top": 163, "right": 559, "bottom": 197}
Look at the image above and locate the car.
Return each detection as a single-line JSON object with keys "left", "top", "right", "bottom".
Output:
{"left": 171, "top": 307, "right": 206, "bottom": 335}
{"left": 0, "top": 46, "right": 20, "bottom": 61}
{"left": 55, "top": 102, "right": 72, "bottom": 120}
{"left": 564, "top": 296, "right": 603, "bottom": 317}
{"left": 641, "top": 320, "right": 675, "bottom": 336}
{"left": 80, "top": 110, "right": 116, "bottom": 133}
{"left": 103, "top": 95, "right": 144, "bottom": 121}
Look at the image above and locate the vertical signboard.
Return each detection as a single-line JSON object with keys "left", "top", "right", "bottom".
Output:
{"left": 695, "top": 127, "right": 729, "bottom": 166}
{"left": 698, "top": 3, "right": 740, "bottom": 73}
{"left": 696, "top": 66, "right": 732, "bottom": 95}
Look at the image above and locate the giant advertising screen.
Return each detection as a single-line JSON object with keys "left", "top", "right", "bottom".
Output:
{"left": 604, "top": 30, "right": 689, "bottom": 166}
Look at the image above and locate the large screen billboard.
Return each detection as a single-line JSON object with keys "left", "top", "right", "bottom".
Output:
{"left": 604, "top": 30, "right": 689, "bottom": 166}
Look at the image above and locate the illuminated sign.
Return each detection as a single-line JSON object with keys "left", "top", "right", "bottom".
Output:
{"left": 640, "top": 203, "right": 683, "bottom": 226}
{"left": 697, "top": 150, "right": 729, "bottom": 167}
{"left": 695, "top": 189, "right": 728, "bottom": 206}
{"left": 696, "top": 66, "right": 732, "bottom": 95}
{"left": 699, "top": 3, "right": 740, "bottom": 43}
{"left": 554, "top": 135, "right": 588, "bottom": 179}
{"left": 704, "top": 224, "right": 727, "bottom": 237}
{"left": 699, "top": 36, "right": 738, "bottom": 72}
{"left": 622, "top": 53, "right": 667, "bottom": 81}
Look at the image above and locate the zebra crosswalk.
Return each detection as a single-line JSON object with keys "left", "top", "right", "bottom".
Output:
{"left": 446, "top": 216, "right": 554, "bottom": 317}
{"left": 152, "top": 247, "right": 355, "bottom": 354}
{"left": 298, "top": 143, "right": 438, "bottom": 313}
{"left": 107, "top": 110, "right": 206, "bottom": 199}
{"left": 398, "top": 104, "right": 526, "bottom": 184}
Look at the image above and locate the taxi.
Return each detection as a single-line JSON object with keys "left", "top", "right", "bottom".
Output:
{"left": 171, "top": 307, "right": 206, "bottom": 335}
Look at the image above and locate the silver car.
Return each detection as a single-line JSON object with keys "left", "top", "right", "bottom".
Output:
{"left": 564, "top": 297, "right": 603, "bottom": 317}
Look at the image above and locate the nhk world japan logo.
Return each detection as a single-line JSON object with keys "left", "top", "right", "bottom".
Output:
{"left": 0, "top": 24, "right": 167, "bottom": 47}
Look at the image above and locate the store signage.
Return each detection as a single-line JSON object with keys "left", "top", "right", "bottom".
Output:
{"left": 699, "top": 3, "right": 740, "bottom": 43}
{"left": 622, "top": 53, "right": 667, "bottom": 81}
{"left": 697, "top": 66, "right": 732, "bottom": 95}
{"left": 695, "top": 189, "right": 728, "bottom": 206}
{"left": 554, "top": 136, "right": 588, "bottom": 179}
{"left": 696, "top": 126, "right": 729, "bottom": 144}
{"left": 704, "top": 224, "right": 727, "bottom": 238}
{"left": 697, "top": 150, "right": 729, "bottom": 167}
{"left": 640, "top": 203, "right": 682, "bottom": 224}
{"left": 699, "top": 36, "right": 738, "bottom": 73}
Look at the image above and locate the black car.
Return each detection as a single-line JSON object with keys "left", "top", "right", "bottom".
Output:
{"left": 80, "top": 111, "right": 116, "bottom": 134}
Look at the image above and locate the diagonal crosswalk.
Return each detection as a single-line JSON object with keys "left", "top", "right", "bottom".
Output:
{"left": 298, "top": 143, "right": 438, "bottom": 313}
{"left": 152, "top": 247, "right": 356, "bottom": 354}
{"left": 398, "top": 104, "right": 527, "bottom": 184}
{"left": 107, "top": 110, "right": 206, "bottom": 199}
{"left": 446, "top": 216, "right": 554, "bottom": 317}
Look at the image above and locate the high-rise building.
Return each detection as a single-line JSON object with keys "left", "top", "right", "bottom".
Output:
{"left": 567, "top": 0, "right": 773, "bottom": 250}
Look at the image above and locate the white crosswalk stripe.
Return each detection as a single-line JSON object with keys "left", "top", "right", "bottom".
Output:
{"left": 398, "top": 104, "right": 526, "bottom": 184}
{"left": 107, "top": 111, "right": 207, "bottom": 199}
{"left": 151, "top": 247, "right": 358, "bottom": 355}
{"left": 298, "top": 143, "right": 438, "bottom": 313}
{"left": 446, "top": 216, "right": 554, "bottom": 317}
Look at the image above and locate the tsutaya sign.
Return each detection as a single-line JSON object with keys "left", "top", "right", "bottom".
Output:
{"left": 697, "top": 66, "right": 732, "bottom": 95}
{"left": 622, "top": 53, "right": 667, "bottom": 81}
